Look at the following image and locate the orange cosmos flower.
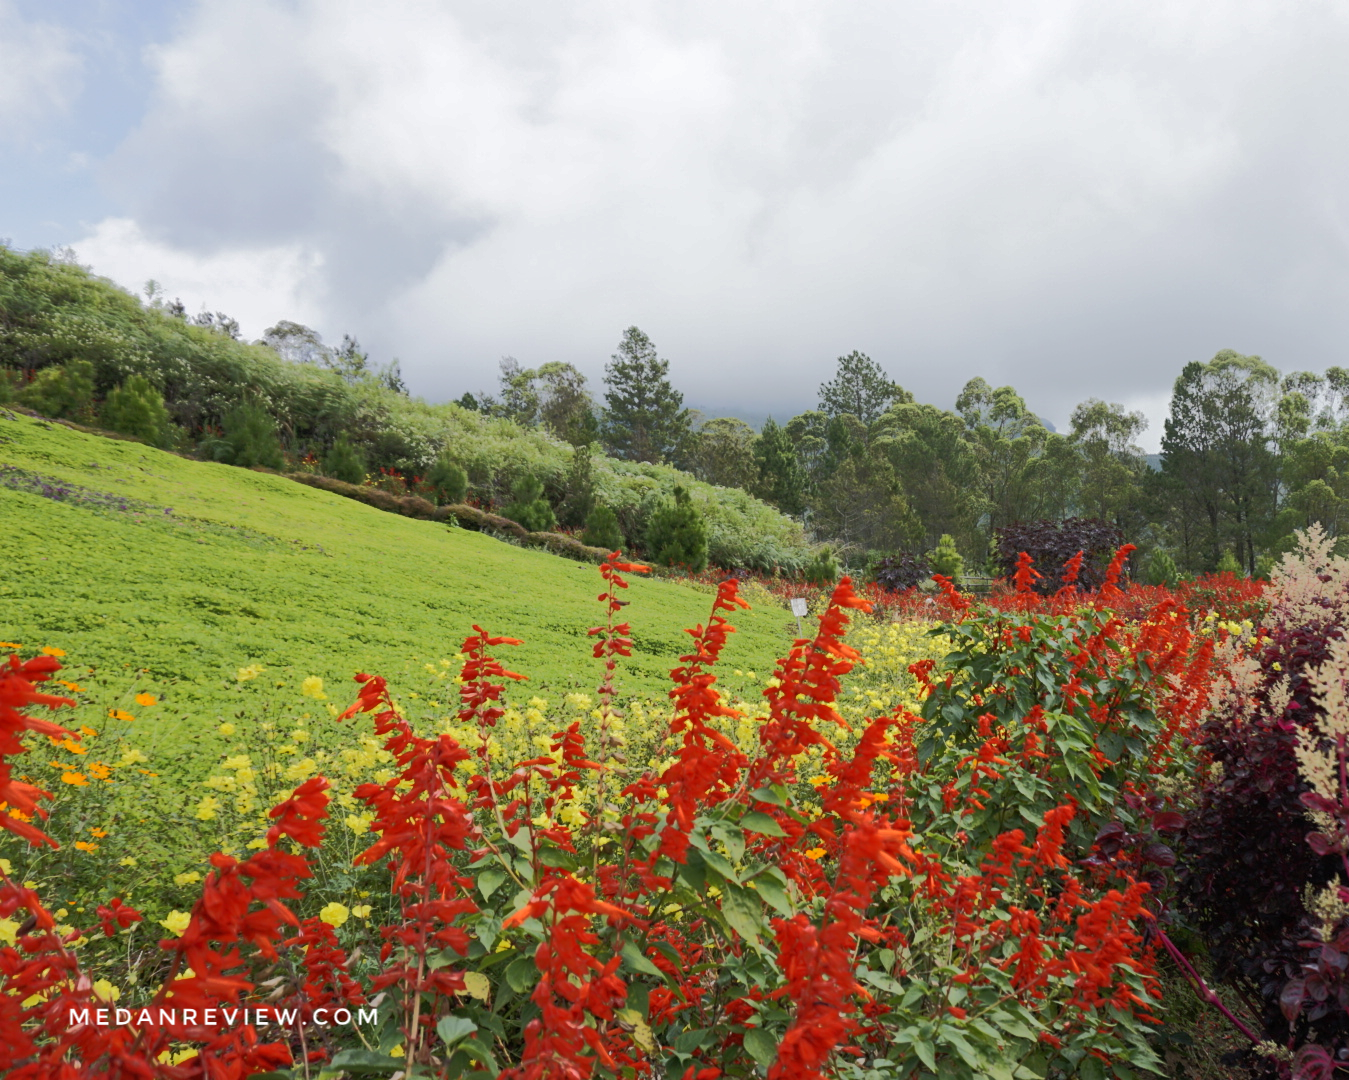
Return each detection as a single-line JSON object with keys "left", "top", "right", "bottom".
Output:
{"left": 134, "top": 693, "right": 157, "bottom": 707}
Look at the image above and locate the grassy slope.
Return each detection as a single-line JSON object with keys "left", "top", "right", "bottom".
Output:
{"left": 0, "top": 411, "right": 793, "bottom": 724}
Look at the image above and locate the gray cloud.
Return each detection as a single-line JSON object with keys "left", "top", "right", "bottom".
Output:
{"left": 75, "top": 0, "right": 1349, "bottom": 447}
{"left": 0, "top": 1, "right": 82, "bottom": 140}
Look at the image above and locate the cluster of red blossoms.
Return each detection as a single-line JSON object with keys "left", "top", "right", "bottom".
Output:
{"left": 0, "top": 548, "right": 1200, "bottom": 1077}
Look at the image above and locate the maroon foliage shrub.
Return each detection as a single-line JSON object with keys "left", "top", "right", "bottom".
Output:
{"left": 992, "top": 518, "right": 1126, "bottom": 594}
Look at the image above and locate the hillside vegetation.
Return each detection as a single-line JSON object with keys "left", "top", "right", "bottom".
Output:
{"left": 0, "top": 245, "right": 812, "bottom": 573}
{"left": 0, "top": 411, "right": 796, "bottom": 746}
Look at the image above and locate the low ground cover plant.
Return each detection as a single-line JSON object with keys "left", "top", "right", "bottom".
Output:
{"left": 1, "top": 541, "right": 1231, "bottom": 1078}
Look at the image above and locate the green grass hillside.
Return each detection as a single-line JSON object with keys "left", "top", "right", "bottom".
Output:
{"left": 0, "top": 411, "right": 794, "bottom": 725}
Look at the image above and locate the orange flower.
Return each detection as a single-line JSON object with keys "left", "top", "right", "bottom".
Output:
{"left": 88, "top": 762, "right": 112, "bottom": 780}
{"left": 60, "top": 773, "right": 89, "bottom": 787}
{"left": 78, "top": 725, "right": 97, "bottom": 737}
{"left": 74, "top": 841, "right": 98, "bottom": 852}
{"left": 90, "top": 827, "right": 109, "bottom": 838}
{"left": 60, "top": 681, "right": 87, "bottom": 693}
{"left": 109, "top": 709, "right": 134, "bottom": 723}
{"left": 40, "top": 646, "right": 66, "bottom": 657}
{"left": 0, "top": 642, "right": 21, "bottom": 649}
{"left": 134, "top": 693, "right": 157, "bottom": 707}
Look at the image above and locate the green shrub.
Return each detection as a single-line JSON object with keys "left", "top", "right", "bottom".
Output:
{"left": 1215, "top": 548, "right": 1241, "bottom": 575}
{"left": 802, "top": 546, "right": 839, "bottom": 586}
{"left": 323, "top": 437, "right": 366, "bottom": 485}
{"left": 560, "top": 443, "right": 596, "bottom": 527}
{"left": 930, "top": 533, "right": 964, "bottom": 581}
{"left": 0, "top": 368, "right": 18, "bottom": 404}
{"left": 100, "top": 375, "right": 172, "bottom": 447}
{"left": 501, "top": 473, "right": 556, "bottom": 533}
{"left": 645, "top": 485, "right": 708, "bottom": 571}
{"left": 426, "top": 453, "right": 468, "bottom": 505}
{"left": 17, "top": 359, "right": 95, "bottom": 421}
{"left": 1145, "top": 547, "right": 1179, "bottom": 587}
{"left": 209, "top": 402, "right": 284, "bottom": 470}
{"left": 581, "top": 503, "right": 623, "bottom": 551}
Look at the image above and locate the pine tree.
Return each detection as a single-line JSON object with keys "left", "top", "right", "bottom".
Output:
{"left": 602, "top": 327, "right": 690, "bottom": 464}
{"left": 560, "top": 443, "right": 596, "bottom": 527}
{"left": 324, "top": 437, "right": 367, "bottom": 485}
{"left": 818, "top": 351, "right": 910, "bottom": 425}
{"left": 752, "top": 417, "right": 805, "bottom": 514}
{"left": 100, "top": 375, "right": 171, "bottom": 447}
{"left": 213, "top": 402, "right": 284, "bottom": 469}
{"left": 803, "top": 546, "right": 840, "bottom": 586}
{"left": 582, "top": 504, "right": 624, "bottom": 551}
{"left": 502, "top": 474, "right": 556, "bottom": 533}
{"left": 644, "top": 485, "right": 708, "bottom": 571}
{"left": 930, "top": 534, "right": 964, "bottom": 581}
{"left": 427, "top": 454, "right": 468, "bottom": 504}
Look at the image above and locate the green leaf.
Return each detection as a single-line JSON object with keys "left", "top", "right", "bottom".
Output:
{"left": 327, "top": 1050, "right": 404, "bottom": 1075}
{"left": 620, "top": 939, "right": 664, "bottom": 978}
{"left": 741, "top": 811, "right": 787, "bottom": 837}
{"left": 752, "top": 875, "right": 793, "bottom": 916}
{"left": 710, "top": 823, "right": 746, "bottom": 864}
{"left": 700, "top": 848, "right": 739, "bottom": 884}
{"left": 437, "top": 1015, "right": 478, "bottom": 1047}
{"left": 505, "top": 957, "right": 537, "bottom": 994}
{"left": 743, "top": 1028, "right": 778, "bottom": 1066}
{"left": 460, "top": 1037, "right": 498, "bottom": 1073}
{"left": 913, "top": 1039, "right": 937, "bottom": 1071}
{"left": 942, "top": 1030, "right": 982, "bottom": 1071}
{"left": 477, "top": 869, "right": 507, "bottom": 900}
{"left": 750, "top": 784, "right": 788, "bottom": 806}
{"left": 719, "top": 883, "right": 764, "bottom": 944}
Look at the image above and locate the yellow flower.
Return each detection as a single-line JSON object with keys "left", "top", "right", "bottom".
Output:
{"left": 0, "top": 918, "right": 18, "bottom": 945}
{"left": 40, "top": 646, "right": 66, "bottom": 657}
{"left": 236, "top": 664, "right": 264, "bottom": 682}
{"left": 160, "top": 911, "right": 191, "bottom": 937}
{"left": 194, "top": 796, "right": 221, "bottom": 821}
{"left": 346, "top": 814, "right": 372, "bottom": 833}
{"left": 222, "top": 755, "right": 251, "bottom": 770}
{"left": 119, "top": 857, "right": 138, "bottom": 867}
{"left": 0, "top": 858, "right": 10, "bottom": 875}
{"left": 301, "top": 676, "right": 327, "bottom": 700}
{"left": 319, "top": 902, "right": 349, "bottom": 928}
{"left": 61, "top": 773, "right": 89, "bottom": 787}
{"left": 174, "top": 871, "right": 201, "bottom": 886}
{"left": 218, "top": 723, "right": 236, "bottom": 736}
{"left": 135, "top": 693, "right": 157, "bottom": 707}
{"left": 351, "top": 904, "right": 372, "bottom": 919}
{"left": 92, "top": 979, "right": 120, "bottom": 1003}
{"left": 118, "top": 749, "right": 149, "bottom": 766}
{"left": 245, "top": 838, "right": 268, "bottom": 850}
{"left": 390, "top": 1046, "right": 405, "bottom": 1059}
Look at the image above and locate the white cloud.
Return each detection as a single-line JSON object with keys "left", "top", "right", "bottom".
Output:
{"left": 72, "top": 217, "right": 324, "bottom": 340}
{"left": 0, "top": 1, "right": 82, "bottom": 139}
{"left": 68, "top": 0, "right": 1349, "bottom": 424}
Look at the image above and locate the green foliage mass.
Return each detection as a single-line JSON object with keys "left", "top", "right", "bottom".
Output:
{"left": 323, "top": 437, "right": 366, "bottom": 485}
{"left": 501, "top": 473, "right": 556, "bottom": 533}
{"left": 209, "top": 401, "right": 285, "bottom": 469}
{"left": 0, "top": 246, "right": 810, "bottom": 574}
{"left": 930, "top": 533, "right": 964, "bottom": 580}
{"left": 802, "top": 546, "right": 839, "bottom": 586}
{"left": 425, "top": 453, "right": 467, "bottom": 504}
{"left": 581, "top": 503, "right": 623, "bottom": 551}
{"left": 0, "top": 413, "right": 795, "bottom": 740}
{"left": 18, "top": 358, "right": 95, "bottom": 421}
{"left": 100, "top": 374, "right": 171, "bottom": 447}
{"left": 645, "top": 485, "right": 709, "bottom": 572}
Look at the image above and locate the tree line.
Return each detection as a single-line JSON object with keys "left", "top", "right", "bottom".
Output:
{"left": 460, "top": 329, "right": 1349, "bottom": 581}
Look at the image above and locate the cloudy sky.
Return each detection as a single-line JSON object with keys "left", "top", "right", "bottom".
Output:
{"left": 4, "top": 0, "right": 1349, "bottom": 447}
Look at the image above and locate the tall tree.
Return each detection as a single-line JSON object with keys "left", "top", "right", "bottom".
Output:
{"left": 602, "top": 327, "right": 690, "bottom": 464}
{"left": 1160, "top": 350, "right": 1279, "bottom": 574}
{"left": 686, "top": 417, "right": 758, "bottom": 489}
{"left": 873, "top": 401, "right": 983, "bottom": 552}
{"left": 818, "top": 351, "right": 911, "bottom": 426}
{"left": 1069, "top": 399, "right": 1148, "bottom": 528}
{"left": 955, "top": 378, "right": 1050, "bottom": 541}
{"left": 752, "top": 417, "right": 806, "bottom": 515}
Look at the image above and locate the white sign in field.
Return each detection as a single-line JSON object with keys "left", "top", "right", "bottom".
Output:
{"left": 789, "top": 598, "right": 808, "bottom": 617}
